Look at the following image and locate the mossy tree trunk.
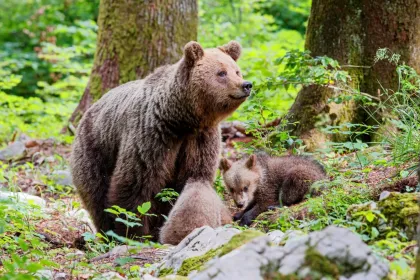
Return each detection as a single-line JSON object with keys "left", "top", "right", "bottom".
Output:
{"left": 286, "top": 0, "right": 420, "bottom": 150}
{"left": 69, "top": 0, "right": 198, "bottom": 126}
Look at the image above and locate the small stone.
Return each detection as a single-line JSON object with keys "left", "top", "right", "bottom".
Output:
{"left": 0, "top": 141, "right": 26, "bottom": 161}
{"left": 45, "top": 156, "right": 56, "bottom": 163}
{"left": 35, "top": 269, "right": 54, "bottom": 280}
{"left": 51, "top": 170, "right": 73, "bottom": 186}
{"left": 0, "top": 191, "right": 46, "bottom": 208}
{"left": 65, "top": 209, "right": 96, "bottom": 233}
{"left": 66, "top": 250, "right": 86, "bottom": 260}
{"left": 379, "top": 191, "right": 391, "bottom": 201}
{"left": 54, "top": 272, "right": 67, "bottom": 280}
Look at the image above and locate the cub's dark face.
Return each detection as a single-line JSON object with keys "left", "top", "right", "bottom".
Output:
{"left": 220, "top": 155, "right": 261, "bottom": 209}
{"left": 183, "top": 41, "right": 252, "bottom": 124}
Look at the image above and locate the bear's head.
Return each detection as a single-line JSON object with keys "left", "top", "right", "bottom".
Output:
{"left": 220, "top": 155, "right": 262, "bottom": 209}
{"left": 182, "top": 41, "right": 252, "bottom": 127}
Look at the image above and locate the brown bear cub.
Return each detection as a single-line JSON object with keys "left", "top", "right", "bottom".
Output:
{"left": 159, "top": 180, "right": 232, "bottom": 245}
{"left": 71, "top": 40, "right": 251, "bottom": 240}
{"left": 220, "top": 154, "right": 327, "bottom": 226}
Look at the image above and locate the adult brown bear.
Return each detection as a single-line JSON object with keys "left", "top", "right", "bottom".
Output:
{"left": 70, "top": 41, "right": 251, "bottom": 240}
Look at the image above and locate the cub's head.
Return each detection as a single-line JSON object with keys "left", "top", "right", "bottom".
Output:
{"left": 220, "top": 155, "right": 261, "bottom": 209}
{"left": 182, "top": 41, "right": 252, "bottom": 125}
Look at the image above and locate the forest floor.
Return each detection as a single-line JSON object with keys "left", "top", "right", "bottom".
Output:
{"left": 0, "top": 126, "right": 418, "bottom": 279}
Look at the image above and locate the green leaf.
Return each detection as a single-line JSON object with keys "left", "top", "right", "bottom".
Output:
{"left": 138, "top": 201, "right": 151, "bottom": 215}
{"left": 400, "top": 170, "right": 409, "bottom": 178}
{"left": 115, "top": 257, "right": 135, "bottom": 266}
{"left": 371, "top": 227, "right": 379, "bottom": 239}
{"left": 365, "top": 211, "right": 375, "bottom": 223}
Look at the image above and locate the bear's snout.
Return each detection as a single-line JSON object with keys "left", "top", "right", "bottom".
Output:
{"left": 242, "top": 81, "right": 252, "bottom": 95}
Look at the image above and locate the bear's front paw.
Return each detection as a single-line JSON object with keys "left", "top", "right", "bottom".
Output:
{"left": 239, "top": 212, "right": 254, "bottom": 226}
{"left": 233, "top": 212, "right": 243, "bottom": 221}
{"left": 267, "top": 205, "right": 281, "bottom": 211}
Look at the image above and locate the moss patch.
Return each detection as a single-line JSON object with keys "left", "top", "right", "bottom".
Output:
{"left": 348, "top": 192, "right": 419, "bottom": 241}
{"left": 377, "top": 192, "right": 419, "bottom": 239}
{"left": 158, "top": 267, "right": 174, "bottom": 277}
{"left": 304, "top": 247, "right": 340, "bottom": 279}
{"left": 177, "top": 248, "right": 219, "bottom": 277}
{"left": 263, "top": 272, "right": 299, "bottom": 280}
{"left": 219, "top": 230, "right": 265, "bottom": 256}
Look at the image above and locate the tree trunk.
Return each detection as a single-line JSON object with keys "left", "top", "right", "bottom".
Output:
{"left": 287, "top": 0, "right": 420, "bottom": 150}
{"left": 68, "top": 0, "right": 198, "bottom": 126}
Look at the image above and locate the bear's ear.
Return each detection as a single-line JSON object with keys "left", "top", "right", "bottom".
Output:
{"left": 184, "top": 41, "right": 204, "bottom": 66}
{"left": 219, "top": 41, "right": 242, "bottom": 61}
{"left": 220, "top": 158, "right": 232, "bottom": 172}
{"left": 245, "top": 154, "right": 257, "bottom": 170}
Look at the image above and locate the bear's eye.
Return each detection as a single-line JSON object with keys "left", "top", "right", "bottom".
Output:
{"left": 217, "top": 71, "right": 227, "bottom": 77}
{"left": 244, "top": 186, "right": 249, "bottom": 192}
{"left": 229, "top": 187, "right": 234, "bottom": 193}
{"left": 236, "top": 71, "right": 240, "bottom": 76}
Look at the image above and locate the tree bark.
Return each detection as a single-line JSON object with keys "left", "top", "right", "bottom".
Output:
{"left": 287, "top": 0, "right": 420, "bottom": 150}
{"left": 69, "top": 0, "right": 198, "bottom": 126}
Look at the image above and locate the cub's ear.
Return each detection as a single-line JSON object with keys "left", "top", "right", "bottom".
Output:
{"left": 220, "top": 158, "right": 232, "bottom": 172}
{"left": 184, "top": 41, "right": 204, "bottom": 66}
{"left": 219, "top": 40, "right": 242, "bottom": 61}
{"left": 245, "top": 154, "right": 257, "bottom": 170}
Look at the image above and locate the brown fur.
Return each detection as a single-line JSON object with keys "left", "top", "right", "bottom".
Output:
{"left": 70, "top": 41, "right": 250, "bottom": 240}
{"left": 159, "top": 180, "right": 232, "bottom": 245}
{"left": 220, "top": 154, "right": 327, "bottom": 226}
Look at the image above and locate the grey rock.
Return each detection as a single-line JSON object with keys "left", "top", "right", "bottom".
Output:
{"left": 267, "top": 230, "right": 285, "bottom": 245}
{"left": 193, "top": 236, "right": 272, "bottom": 280}
{"left": 159, "top": 226, "right": 240, "bottom": 274}
{"left": 282, "top": 229, "right": 305, "bottom": 243}
{"left": 54, "top": 272, "right": 67, "bottom": 280}
{"left": 51, "top": 170, "right": 73, "bottom": 186}
{"left": 0, "top": 141, "right": 26, "bottom": 161}
{"left": 65, "top": 209, "right": 96, "bottom": 233}
{"left": 35, "top": 269, "right": 54, "bottom": 280}
{"left": 0, "top": 191, "right": 47, "bottom": 208}
{"left": 192, "top": 226, "right": 389, "bottom": 280}
{"left": 379, "top": 191, "right": 391, "bottom": 201}
{"left": 66, "top": 250, "right": 86, "bottom": 260}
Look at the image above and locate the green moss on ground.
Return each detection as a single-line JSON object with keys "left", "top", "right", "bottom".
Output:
{"left": 347, "top": 192, "right": 419, "bottom": 241}
{"left": 177, "top": 248, "right": 219, "bottom": 277}
{"left": 304, "top": 247, "right": 340, "bottom": 279}
{"left": 377, "top": 192, "right": 419, "bottom": 239}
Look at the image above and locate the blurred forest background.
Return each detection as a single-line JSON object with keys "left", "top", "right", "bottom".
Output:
{"left": 0, "top": 0, "right": 309, "bottom": 145}
{"left": 0, "top": 0, "right": 310, "bottom": 145}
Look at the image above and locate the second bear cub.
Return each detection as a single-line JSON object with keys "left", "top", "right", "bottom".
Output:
{"left": 159, "top": 180, "right": 232, "bottom": 245}
{"left": 220, "top": 154, "right": 326, "bottom": 226}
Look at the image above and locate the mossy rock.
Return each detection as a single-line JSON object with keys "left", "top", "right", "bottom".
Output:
{"left": 347, "top": 192, "right": 419, "bottom": 240}
{"left": 377, "top": 192, "right": 419, "bottom": 239}
{"left": 162, "top": 229, "right": 264, "bottom": 277}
